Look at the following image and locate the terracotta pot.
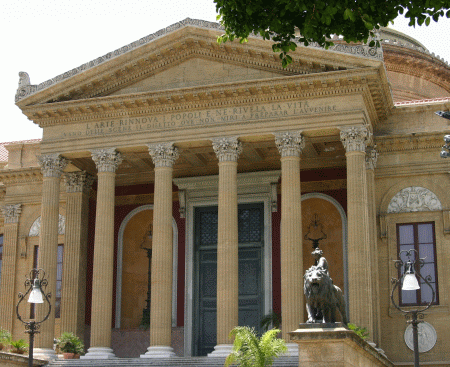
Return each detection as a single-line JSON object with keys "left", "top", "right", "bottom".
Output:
{"left": 11, "top": 349, "right": 25, "bottom": 355}
{"left": 0, "top": 343, "right": 4, "bottom": 350}
{"left": 63, "top": 352, "right": 80, "bottom": 359}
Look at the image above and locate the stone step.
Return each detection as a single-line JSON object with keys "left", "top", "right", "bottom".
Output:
{"left": 48, "top": 356, "right": 299, "bottom": 367}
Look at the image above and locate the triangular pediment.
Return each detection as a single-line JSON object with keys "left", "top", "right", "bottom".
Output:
{"left": 110, "top": 57, "right": 285, "bottom": 96}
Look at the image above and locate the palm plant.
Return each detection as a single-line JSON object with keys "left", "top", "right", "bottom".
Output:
{"left": 0, "top": 328, "right": 12, "bottom": 350}
{"left": 225, "top": 326, "right": 287, "bottom": 367}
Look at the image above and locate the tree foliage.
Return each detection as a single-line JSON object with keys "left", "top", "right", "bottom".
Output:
{"left": 225, "top": 326, "right": 287, "bottom": 367}
{"left": 214, "top": 0, "right": 450, "bottom": 67}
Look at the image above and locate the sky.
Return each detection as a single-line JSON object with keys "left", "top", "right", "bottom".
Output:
{"left": 1, "top": 0, "right": 449, "bottom": 143}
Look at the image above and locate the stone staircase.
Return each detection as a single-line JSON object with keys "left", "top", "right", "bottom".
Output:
{"left": 48, "top": 356, "right": 299, "bottom": 367}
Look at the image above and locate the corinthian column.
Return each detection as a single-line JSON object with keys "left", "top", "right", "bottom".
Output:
{"left": 61, "top": 172, "right": 94, "bottom": 339}
{"left": 366, "top": 146, "right": 381, "bottom": 344}
{"left": 340, "top": 126, "right": 373, "bottom": 332}
{"left": 208, "top": 137, "right": 242, "bottom": 357}
{"left": 274, "top": 131, "right": 304, "bottom": 354}
{"left": 141, "top": 142, "right": 178, "bottom": 358}
{"left": 35, "top": 154, "right": 68, "bottom": 360}
{"left": 0, "top": 204, "right": 22, "bottom": 332}
{"left": 82, "top": 149, "right": 122, "bottom": 359}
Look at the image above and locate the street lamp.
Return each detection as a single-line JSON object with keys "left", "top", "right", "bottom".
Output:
{"left": 391, "top": 250, "right": 435, "bottom": 367}
{"left": 16, "top": 269, "right": 51, "bottom": 367}
{"left": 436, "top": 111, "right": 450, "bottom": 158}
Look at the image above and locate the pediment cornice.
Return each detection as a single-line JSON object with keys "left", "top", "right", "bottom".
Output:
{"left": 22, "top": 66, "right": 392, "bottom": 127}
{"left": 0, "top": 167, "right": 42, "bottom": 185}
{"left": 15, "top": 18, "right": 384, "bottom": 107}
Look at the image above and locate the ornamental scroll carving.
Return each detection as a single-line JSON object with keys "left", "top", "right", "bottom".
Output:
{"left": 29, "top": 214, "right": 66, "bottom": 236}
{"left": 211, "top": 137, "right": 243, "bottom": 162}
{"left": 274, "top": 131, "right": 305, "bottom": 157}
{"left": 387, "top": 186, "right": 442, "bottom": 213}
{"left": 38, "top": 154, "right": 68, "bottom": 178}
{"left": 91, "top": 148, "right": 123, "bottom": 172}
{"left": 64, "top": 171, "right": 95, "bottom": 193}
{"left": 340, "top": 126, "right": 371, "bottom": 152}
{"left": 1, "top": 204, "right": 22, "bottom": 224}
{"left": 147, "top": 142, "right": 179, "bottom": 167}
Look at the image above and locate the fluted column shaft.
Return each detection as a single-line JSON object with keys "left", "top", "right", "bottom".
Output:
{"left": 366, "top": 147, "right": 381, "bottom": 343}
{"left": 0, "top": 204, "right": 22, "bottom": 332}
{"left": 147, "top": 143, "right": 178, "bottom": 352}
{"left": 61, "top": 172, "right": 93, "bottom": 339}
{"left": 87, "top": 149, "right": 122, "bottom": 355}
{"left": 212, "top": 137, "right": 242, "bottom": 345}
{"left": 340, "top": 126, "right": 373, "bottom": 331}
{"left": 275, "top": 132, "right": 304, "bottom": 341}
{"left": 36, "top": 154, "right": 67, "bottom": 350}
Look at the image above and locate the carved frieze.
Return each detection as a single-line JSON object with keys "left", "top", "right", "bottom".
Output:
{"left": 29, "top": 214, "right": 66, "bottom": 236}
{"left": 38, "top": 154, "right": 68, "bottom": 178}
{"left": 64, "top": 171, "right": 95, "bottom": 193}
{"left": 211, "top": 137, "right": 243, "bottom": 162}
{"left": 387, "top": 186, "right": 442, "bottom": 213}
{"left": 1, "top": 204, "right": 22, "bottom": 224}
{"left": 274, "top": 131, "right": 305, "bottom": 157}
{"left": 91, "top": 148, "right": 123, "bottom": 173}
{"left": 147, "top": 143, "right": 179, "bottom": 167}
{"left": 340, "top": 126, "right": 371, "bottom": 152}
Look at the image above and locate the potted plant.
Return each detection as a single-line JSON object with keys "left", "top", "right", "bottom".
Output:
{"left": 0, "top": 328, "right": 12, "bottom": 351}
{"left": 9, "top": 339, "right": 28, "bottom": 354}
{"left": 56, "top": 332, "right": 84, "bottom": 359}
{"left": 225, "top": 326, "right": 287, "bottom": 367}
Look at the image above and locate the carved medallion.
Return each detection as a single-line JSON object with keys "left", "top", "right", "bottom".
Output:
{"left": 387, "top": 186, "right": 442, "bottom": 213}
{"left": 404, "top": 322, "right": 437, "bottom": 353}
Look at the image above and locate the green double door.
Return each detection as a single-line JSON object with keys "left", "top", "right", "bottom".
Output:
{"left": 194, "top": 203, "right": 265, "bottom": 356}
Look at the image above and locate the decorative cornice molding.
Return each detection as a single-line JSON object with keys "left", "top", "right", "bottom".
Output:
{"left": 91, "top": 148, "right": 123, "bottom": 172}
{"left": 365, "top": 146, "right": 379, "bottom": 170}
{"left": 0, "top": 168, "right": 42, "bottom": 185}
{"left": 340, "top": 126, "right": 371, "bottom": 152}
{"left": 38, "top": 154, "right": 68, "bottom": 178}
{"left": 274, "top": 131, "right": 305, "bottom": 157}
{"left": 1, "top": 204, "right": 22, "bottom": 224}
{"left": 375, "top": 132, "right": 447, "bottom": 153}
{"left": 64, "top": 171, "right": 95, "bottom": 193}
{"left": 147, "top": 142, "right": 179, "bottom": 167}
{"left": 211, "top": 137, "right": 243, "bottom": 162}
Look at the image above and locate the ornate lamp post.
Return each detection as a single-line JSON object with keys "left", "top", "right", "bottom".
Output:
{"left": 16, "top": 269, "right": 51, "bottom": 367}
{"left": 391, "top": 250, "right": 435, "bottom": 367}
{"left": 140, "top": 224, "right": 153, "bottom": 327}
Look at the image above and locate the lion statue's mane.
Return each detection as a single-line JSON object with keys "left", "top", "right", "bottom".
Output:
{"left": 304, "top": 265, "right": 347, "bottom": 324}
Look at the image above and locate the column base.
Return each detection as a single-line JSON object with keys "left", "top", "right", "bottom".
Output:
{"left": 140, "top": 346, "right": 176, "bottom": 358}
{"left": 80, "top": 347, "right": 116, "bottom": 359}
{"left": 207, "top": 344, "right": 233, "bottom": 357}
{"left": 32, "top": 348, "right": 57, "bottom": 360}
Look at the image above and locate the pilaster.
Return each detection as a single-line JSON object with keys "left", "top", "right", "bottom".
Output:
{"left": 208, "top": 137, "right": 242, "bottom": 357}
{"left": 274, "top": 131, "right": 304, "bottom": 353}
{"left": 82, "top": 149, "right": 122, "bottom": 359}
{"left": 340, "top": 126, "right": 373, "bottom": 332}
{"left": 61, "top": 172, "right": 94, "bottom": 339}
{"left": 141, "top": 143, "right": 178, "bottom": 358}
{"left": 0, "top": 204, "right": 22, "bottom": 332}
{"left": 35, "top": 154, "right": 68, "bottom": 359}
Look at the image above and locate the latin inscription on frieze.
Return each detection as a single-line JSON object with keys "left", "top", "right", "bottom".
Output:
{"left": 60, "top": 101, "right": 338, "bottom": 139}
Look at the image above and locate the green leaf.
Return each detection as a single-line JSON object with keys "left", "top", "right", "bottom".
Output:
{"left": 425, "top": 16, "right": 431, "bottom": 25}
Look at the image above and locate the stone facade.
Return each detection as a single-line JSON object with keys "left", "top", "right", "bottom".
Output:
{"left": 0, "top": 19, "right": 449, "bottom": 365}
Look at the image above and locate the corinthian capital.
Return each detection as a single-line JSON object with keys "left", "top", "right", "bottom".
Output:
{"left": 64, "top": 171, "right": 95, "bottom": 193}
{"left": 340, "top": 126, "right": 371, "bottom": 152}
{"left": 38, "top": 154, "right": 68, "bottom": 178}
{"left": 274, "top": 131, "right": 305, "bottom": 157}
{"left": 147, "top": 142, "right": 179, "bottom": 168}
{"left": 211, "top": 136, "right": 243, "bottom": 162}
{"left": 91, "top": 148, "right": 123, "bottom": 173}
{"left": 1, "top": 204, "right": 22, "bottom": 224}
{"left": 365, "top": 146, "right": 379, "bottom": 170}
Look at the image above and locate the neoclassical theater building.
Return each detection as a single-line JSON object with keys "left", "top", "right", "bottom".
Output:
{"left": 1, "top": 18, "right": 450, "bottom": 365}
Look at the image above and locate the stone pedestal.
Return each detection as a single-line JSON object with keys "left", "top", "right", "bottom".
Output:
{"left": 290, "top": 324, "right": 393, "bottom": 367}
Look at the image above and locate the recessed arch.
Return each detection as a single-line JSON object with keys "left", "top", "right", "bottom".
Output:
{"left": 115, "top": 204, "right": 178, "bottom": 328}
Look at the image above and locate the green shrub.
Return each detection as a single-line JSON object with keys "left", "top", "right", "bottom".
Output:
{"left": 225, "top": 326, "right": 287, "bottom": 367}
{"left": 348, "top": 323, "right": 369, "bottom": 340}
{"left": 0, "top": 328, "right": 12, "bottom": 348}
{"left": 56, "top": 332, "right": 84, "bottom": 355}
{"left": 10, "top": 339, "right": 28, "bottom": 354}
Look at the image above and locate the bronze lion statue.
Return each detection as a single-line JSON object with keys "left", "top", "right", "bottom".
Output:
{"left": 304, "top": 265, "right": 347, "bottom": 324}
